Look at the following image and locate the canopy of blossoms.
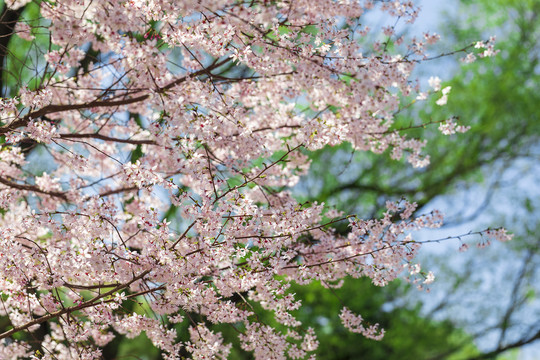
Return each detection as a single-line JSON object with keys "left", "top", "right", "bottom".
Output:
{"left": 0, "top": 0, "right": 505, "bottom": 359}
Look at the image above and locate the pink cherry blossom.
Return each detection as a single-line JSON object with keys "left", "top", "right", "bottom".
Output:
{"left": 0, "top": 0, "right": 507, "bottom": 358}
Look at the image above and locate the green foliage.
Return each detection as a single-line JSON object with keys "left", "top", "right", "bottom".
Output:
{"left": 1, "top": 1, "right": 50, "bottom": 96}
{"left": 113, "top": 334, "right": 161, "bottom": 360}
{"left": 290, "top": 278, "right": 476, "bottom": 360}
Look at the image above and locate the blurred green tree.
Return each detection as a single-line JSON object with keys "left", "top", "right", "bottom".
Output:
{"left": 295, "top": 0, "right": 540, "bottom": 359}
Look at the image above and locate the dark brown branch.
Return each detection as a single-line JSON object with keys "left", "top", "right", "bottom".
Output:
{"left": 0, "top": 57, "right": 232, "bottom": 134}
{"left": 0, "top": 176, "right": 68, "bottom": 201}
{"left": 63, "top": 282, "right": 121, "bottom": 290}
{"left": 169, "top": 220, "right": 198, "bottom": 250}
{"left": 97, "top": 186, "right": 139, "bottom": 198}
{"left": 58, "top": 133, "right": 157, "bottom": 145}
{"left": 0, "top": 269, "right": 152, "bottom": 340}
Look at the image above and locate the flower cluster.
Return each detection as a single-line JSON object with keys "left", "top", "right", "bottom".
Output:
{"left": 438, "top": 117, "right": 471, "bottom": 135}
{"left": 339, "top": 308, "right": 385, "bottom": 341}
{"left": 123, "top": 160, "right": 166, "bottom": 189}
{"left": 0, "top": 0, "right": 506, "bottom": 359}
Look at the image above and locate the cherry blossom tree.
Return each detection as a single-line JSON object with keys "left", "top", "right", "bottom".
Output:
{"left": 0, "top": 0, "right": 508, "bottom": 359}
